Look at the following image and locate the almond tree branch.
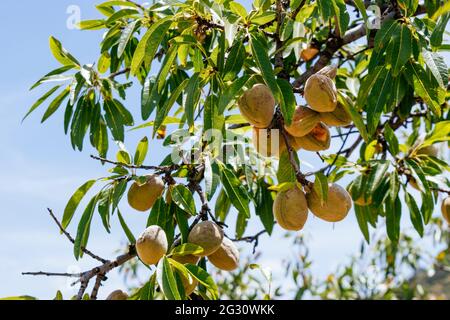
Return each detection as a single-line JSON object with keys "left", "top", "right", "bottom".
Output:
{"left": 47, "top": 208, "right": 108, "bottom": 264}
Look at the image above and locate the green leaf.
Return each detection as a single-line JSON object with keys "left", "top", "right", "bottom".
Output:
{"left": 317, "top": 0, "right": 333, "bottom": 20}
{"left": 23, "top": 86, "right": 62, "bottom": 121}
{"left": 171, "top": 244, "right": 204, "bottom": 257}
{"left": 430, "top": 13, "right": 450, "bottom": 47}
{"left": 157, "top": 257, "right": 182, "bottom": 300}
{"left": 97, "top": 52, "right": 111, "bottom": 74}
{"left": 277, "top": 78, "right": 296, "bottom": 126}
{"left": 367, "top": 161, "right": 390, "bottom": 196}
{"left": 130, "top": 17, "right": 172, "bottom": 75}
{"left": 77, "top": 19, "right": 105, "bottom": 30}
{"left": 62, "top": 180, "right": 96, "bottom": 229}
{"left": 366, "top": 69, "right": 392, "bottom": 134}
{"left": 49, "top": 36, "right": 80, "bottom": 67}
{"left": 314, "top": 172, "right": 329, "bottom": 204}
{"left": 277, "top": 151, "right": 297, "bottom": 183}
{"left": 0, "top": 296, "right": 37, "bottom": 301}
{"left": 118, "top": 20, "right": 138, "bottom": 58}
{"left": 385, "top": 196, "right": 401, "bottom": 243}
{"left": 230, "top": 2, "right": 247, "bottom": 18}
{"left": 332, "top": 0, "right": 350, "bottom": 35}
{"left": 223, "top": 41, "right": 245, "bottom": 81}
{"left": 157, "top": 45, "right": 178, "bottom": 92}
{"left": 105, "top": 8, "right": 139, "bottom": 25}
{"left": 354, "top": 205, "right": 370, "bottom": 243}
{"left": 220, "top": 165, "right": 250, "bottom": 218}
{"left": 134, "top": 137, "right": 149, "bottom": 166}
{"left": 215, "top": 189, "right": 232, "bottom": 222}
{"left": 404, "top": 192, "right": 424, "bottom": 237}
{"left": 174, "top": 206, "right": 190, "bottom": 243}
{"left": 147, "top": 198, "right": 168, "bottom": 227}
{"left": 153, "top": 79, "right": 189, "bottom": 135}
{"left": 30, "top": 65, "right": 74, "bottom": 90}
{"left": 74, "top": 195, "right": 98, "bottom": 260}
{"left": 104, "top": 100, "right": 125, "bottom": 141}
{"left": 117, "top": 209, "right": 136, "bottom": 244}
{"left": 255, "top": 180, "right": 275, "bottom": 235}
{"left": 374, "top": 20, "right": 399, "bottom": 53}
{"left": 218, "top": 75, "right": 251, "bottom": 113}
{"left": 185, "top": 72, "right": 201, "bottom": 130}
{"left": 387, "top": 24, "right": 412, "bottom": 76}
{"left": 185, "top": 264, "right": 218, "bottom": 300}
{"left": 422, "top": 121, "right": 450, "bottom": 147}
{"left": 384, "top": 125, "right": 399, "bottom": 155}
{"left": 41, "top": 87, "right": 70, "bottom": 123}
{"left": 406, "top": 61, "right": 443, "bottom": 117}
{"left": 250, "top": 35, "right": 281, "bottom": 103}
{"left": 338, "top": 93, "right": 368, "bottom": 143}
{"left": 171, "top": 185, "right": 197, "bottom": 216}
{"left": 422, "top": 50, "right": 448, "bottom": 88}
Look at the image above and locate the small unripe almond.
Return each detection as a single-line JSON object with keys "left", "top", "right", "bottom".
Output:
{"left": 284, "top": 106, "right": 321, "bottom": 137}
{"left": 188, "top": 221, "right": 224, "bottom": 256}
{"left": 136, "top": 225, "right": 168, "bottom": 265}
{"left": 238, "top": 84, "right": 276, "bottom": 128}
{"left": 273, "top": 186, "right": 309, "bottom": 231}
{"left": 304, "top": 74, "right": 338, "bottom": 112}
{"left": 442, "top": 197, "right": 450, "bottom": 224}
{"left": 208, "top": 237, "right": 240, "bottom": 271}
{"left": 128, "top": 175, "right": 165, "bottom": 212}
{"left": 306, "top": 183, "right": 352, "bottom": 222}
{"left": 106, "top": 290, "right": 128, "bottom": 300}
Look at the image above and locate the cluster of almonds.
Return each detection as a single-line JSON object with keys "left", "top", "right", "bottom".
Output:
{"left": 238, "top": 66, "right": 354, "bottom": 230}
{"left": 126, "top": 177, "right": 239, "bottom": 296}
{"left": 134, "top": 222, "right": 238, "bottom": 296}
{"left": 239, "top": 66, "right": 352, "bottom": 158}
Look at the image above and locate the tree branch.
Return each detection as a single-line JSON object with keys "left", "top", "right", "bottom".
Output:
{"left": 47, "top": 208, "right": 108, "bottom": 264}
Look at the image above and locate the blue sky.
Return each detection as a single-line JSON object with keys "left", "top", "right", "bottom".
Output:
{"left": 0, "top": 1, "right": 448, "bottom": 300}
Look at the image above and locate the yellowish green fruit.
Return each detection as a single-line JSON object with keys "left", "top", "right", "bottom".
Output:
{"left": 306, "top": 183, "right": 352, "bottom": 222}
{"left": 208, "top": 237, "right": 240, "bottom": 271}
{"left": 128, "top": 175, "right": 165, "bottom": 212}
{"left": 317, "top": 65, "right": 338, "bottom": 79}
{"left": 442, "top": 197, "right": 450, "bottom": 224}
{"left": 293, "top": 123, "right": 331, "bottom": 152}
{"left": 188, "top": 221, "right": 224, "bottom": 256}
{"left": 136, "top": 225, "right": 168, "bottom": 265}
{"left": 304, "top": 74, "right": 338, "bottom": 112}
{"left": 106, "top": 290, "right": 128, "bottom": 300}
{"left": 253, "top": 127, "right": 295, "bottom": 158}
{"left": 273, "top": 186, "right": 309, "bottom": 231}
{"left": 284, "top": 106, "right": 320, "bottom": 137}
{"left": 319, "top": 103, "right": 352, "bottom": 127}
{"left": 238, "top": 84, "right": 276, "bottom": 129}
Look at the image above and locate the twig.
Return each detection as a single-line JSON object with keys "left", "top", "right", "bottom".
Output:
{"left": 90, "top": 273, "right": 106, "bottom": 300}
{"left": 108, "top": 68, "right": 131, "bottom": 79}
{"left": 47, "top": 208, "right": 108, "bottom": 264}
{"left": 22, "top": 271, "right": 81, "bottom": 278}
{"left": 91, "top": 155, "right": 179, "bottom": 173}
{"left": 230, "top": 230, "right": 268, "bottom": 254}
